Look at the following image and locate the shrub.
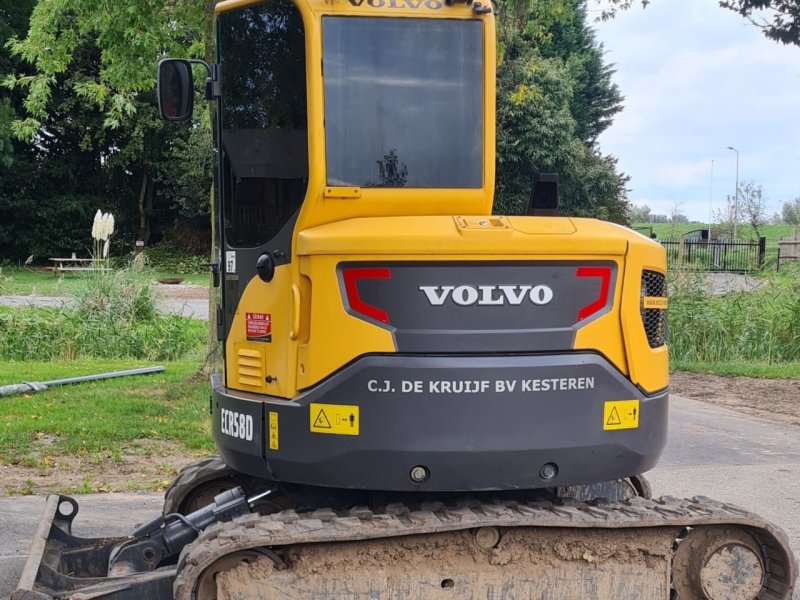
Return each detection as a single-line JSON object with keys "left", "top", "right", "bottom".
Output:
{"left": 141, "top": 242, "right": 207, "bottom": 274}
{"left": 0, "top": 268, "right": 205, "bottom": 361}
{"left": 74, "top": 269, "right": 158, "bottom": 322}
{"left": 668, "top": 265, "right": 800, "bottom": 364}
{"left": 0, "top": 307, "right": 205, "bottom": 361}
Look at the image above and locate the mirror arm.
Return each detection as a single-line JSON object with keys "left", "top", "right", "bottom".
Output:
{"left": 206, "top": 64, "right": 221, "bottom": 101}
{"left": 182, "top": 59, "right": 219, "bottom": 101}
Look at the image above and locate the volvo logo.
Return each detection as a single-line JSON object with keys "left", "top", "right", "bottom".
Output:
{"left": 419, "top": 285, "right": 554, "bottom": 307}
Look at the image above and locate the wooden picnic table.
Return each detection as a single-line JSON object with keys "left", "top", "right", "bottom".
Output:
{"left": 48, "top": 257, "right": 110, "bottom": 274}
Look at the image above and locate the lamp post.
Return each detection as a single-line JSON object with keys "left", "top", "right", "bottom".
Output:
{"left": 726, "top": 146, "right": 739, "bottom": 240}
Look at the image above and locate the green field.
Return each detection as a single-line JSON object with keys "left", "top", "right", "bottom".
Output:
{"left": 631, "top": 222, "right": 798, "bottom": 244}
{"left": 631, "top": 222, "right": 799, "bottom": 270}
{"left": 0, "top": 266, "right": 209, "bottom": 296}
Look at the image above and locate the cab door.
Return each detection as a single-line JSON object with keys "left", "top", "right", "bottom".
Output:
{"left": 215, "top": 0, "right": 309, "bottom": 397}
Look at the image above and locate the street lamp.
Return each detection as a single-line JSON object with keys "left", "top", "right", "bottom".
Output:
{"left": 726, "top": 146, "right": 739, "bottom": 240}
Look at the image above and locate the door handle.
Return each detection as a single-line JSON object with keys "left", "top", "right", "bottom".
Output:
{"left": 290, "top": 284, "right": 301, "bottom": 341}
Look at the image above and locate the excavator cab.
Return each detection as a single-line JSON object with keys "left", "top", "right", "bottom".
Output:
{"left": 153, "top": 0, "right": 672, "bottom": 496}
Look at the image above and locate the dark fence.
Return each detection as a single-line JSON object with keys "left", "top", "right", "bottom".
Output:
{"left": 659, "top": 238, "right": 766, "bottom": 273}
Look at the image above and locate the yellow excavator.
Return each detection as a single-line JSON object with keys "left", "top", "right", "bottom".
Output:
{"left": 14, "top": 0, "right": 797, "bottom": 598}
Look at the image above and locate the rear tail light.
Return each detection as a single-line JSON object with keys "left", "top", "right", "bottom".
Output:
{"left": 342, "top": 267, "right": 391, "bottom": 323}
{"left": 576, "top": 266, "right": 612, "bottom": 321}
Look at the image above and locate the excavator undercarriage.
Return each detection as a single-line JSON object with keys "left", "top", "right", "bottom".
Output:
{"left": 13, "top": 463, "right": 797, "bottom": 600}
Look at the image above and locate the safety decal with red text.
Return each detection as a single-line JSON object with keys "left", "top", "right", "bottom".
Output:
{"left": 246, "top": 312, "right": 272, "bottom": 342}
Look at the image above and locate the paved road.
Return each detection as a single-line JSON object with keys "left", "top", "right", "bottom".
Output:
{"left": 2, "top": 394, "right": 798, "bottom": 598}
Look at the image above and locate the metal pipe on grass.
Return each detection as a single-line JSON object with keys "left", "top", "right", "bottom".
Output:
{"left": 0, "top": 366, "right": 165, "bottom": 397}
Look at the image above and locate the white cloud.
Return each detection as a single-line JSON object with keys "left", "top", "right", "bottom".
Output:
{"left": 655, "top": 159, "right": 715, "bottom": 186}
{"left": 594, "top": 0, "right": 800, "bottom": 221}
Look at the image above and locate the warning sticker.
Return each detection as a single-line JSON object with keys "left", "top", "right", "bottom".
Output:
{"left": 268, "top": 411, "right": 279, "bottom": 451}
{"left": 603, "top": 400, "right": 639, "bottom": 431}
{"left": 246, "top": 313, "right": 272, "bottom": 342}
{"left": 309, "top": 403, "right": 359, "bottom": 436}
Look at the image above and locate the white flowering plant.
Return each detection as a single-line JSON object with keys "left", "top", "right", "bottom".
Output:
{"left": 91, "top": 210, "right": 115, "bottom": 265}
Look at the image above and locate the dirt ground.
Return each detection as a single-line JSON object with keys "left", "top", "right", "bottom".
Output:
{"left": 670, "top": 371, "right": 800, "bottom": 426}
{"left": 0, "top": 439, "right": 198, "bottom": 496}
{"left": 2, "top": 371, "right": 797, "bottom": 496}
{"left": 151, "top": 281, "right": 209, "bottom": 300}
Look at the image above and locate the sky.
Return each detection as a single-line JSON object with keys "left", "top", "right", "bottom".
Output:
{"left": 593, "top": 1, "right": 800, "bottom": 223}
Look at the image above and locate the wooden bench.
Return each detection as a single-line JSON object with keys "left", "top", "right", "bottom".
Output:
{"left": 49, "top": 257, "right": 111, "bottom": 274}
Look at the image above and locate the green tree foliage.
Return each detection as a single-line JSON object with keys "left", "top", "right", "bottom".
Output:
{"left": 628, "top": 203, "right": 652, "bottom": 223}
{"left": 0, "top": 0, "right": 37, "bottom": 167}
{"left": 738, "top": 180, "right": 768, "bottom": 239}
{"left": 780, "top": 197, "right": 800, "bottom": 225}
{"left": 718, "top": 1, "right": 800, "bottom": 45}
{"left": 0, "top": 0, "right": 105, "bottom": 260}
{"left": 1, "top": 0, "right": 212, "bottom": 260}
{"left": 538, "top": 0, "right": 623, "bottom": 144}
{"left": 495, "top": 0, "right": 629, "bottom": 222}
{"left": 0, "top": 39, "right": 111, "bottom": 260}
{"left": 4, "top": 0, "right": 204, "bottom": 135}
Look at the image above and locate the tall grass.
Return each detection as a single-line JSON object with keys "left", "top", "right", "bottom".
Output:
{"left": 0, "top": 267, "right": 11, "bottom": 295}
{"left": 668, "top": 265, "right": 800, "bottom": 364}
{"left": 0, "top": 269, "right": 205, "bottom": 361}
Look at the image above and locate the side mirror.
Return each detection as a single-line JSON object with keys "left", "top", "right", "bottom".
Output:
{"left": 157, "top": 59, "right": 194, "bottom": 121}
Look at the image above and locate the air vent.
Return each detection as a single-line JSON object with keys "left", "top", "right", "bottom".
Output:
{"left": 641, "top": 271, "right": 667, "bottom": 348}
{"left": 236, "top": 347, "right": 265, "bottom": 389}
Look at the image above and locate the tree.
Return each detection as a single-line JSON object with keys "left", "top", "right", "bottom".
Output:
{"left": 538, "top": 0, "right": 624, "bottom": 145}
{"left": 718, "top": 0, "right": 800, "bottom": 45}
{"left": 0, "top": 36, "right": 119, "bottom": 261}
{"left": 738, "top": 180, "right": 768, "bottom": 239}
{"left": 0, "top": 0, "right": 37, "bottom": 168}
{"left": 3, "top": 0, "right": 210, "bottom": 253}
{"left": 628, "top": 203, "right": 652, "bottom": 223}
{"left": 713, "top": 193, "right": 741, "bottom": 238}
{"left": 781, "top": 197, "right": 800, "bottom": 224}
{"left": 495, "top": 0, "right": 630, "bottom": 222}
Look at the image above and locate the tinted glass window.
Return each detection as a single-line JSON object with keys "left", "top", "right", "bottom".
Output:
{"left": 322, "top": 17, "right": 482, "bottom": 189}
{"left": 218, "top": 1, "right": 308, "bottom": 248}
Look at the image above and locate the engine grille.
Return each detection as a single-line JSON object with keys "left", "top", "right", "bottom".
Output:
{"left": 641, "top": 271, "right": 667, "bottom": 348}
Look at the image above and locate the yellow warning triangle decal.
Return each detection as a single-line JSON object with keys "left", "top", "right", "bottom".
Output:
{"left": 606, "top": 407, "right": 622, "bottom": 426}
{"left": 313, "top": 409, "right": 332, "bottom": 429}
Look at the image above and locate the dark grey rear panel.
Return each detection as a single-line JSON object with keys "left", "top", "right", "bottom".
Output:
{"left": 212, "top": 353, "right": 668, "bottom": 492}
{"left": 337, "top": 262, "right": 616, "bottom": 352}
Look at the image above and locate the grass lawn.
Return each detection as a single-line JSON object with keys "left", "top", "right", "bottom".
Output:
{"left": 0, "top": 266, "right": 209, "bottom": 296}
{"left": 632, "top": 222, "right": 798, "bottom": 245}
{"left": 0, "top": 356, "right": 214, "bottom": 494}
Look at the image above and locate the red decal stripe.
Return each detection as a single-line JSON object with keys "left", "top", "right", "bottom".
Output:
{"left": 342, "top": 267, "right": 391, "bottom": 323}
{"left": 576, "top": 266, "right": 611, "bottom": 321}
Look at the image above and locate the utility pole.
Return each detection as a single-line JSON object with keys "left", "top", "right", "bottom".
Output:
{"left": 709, "top": 159, "right": 714, "bottom": 232}
{"left": 726, "top": 146, "right": 739, "bottom": 240}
